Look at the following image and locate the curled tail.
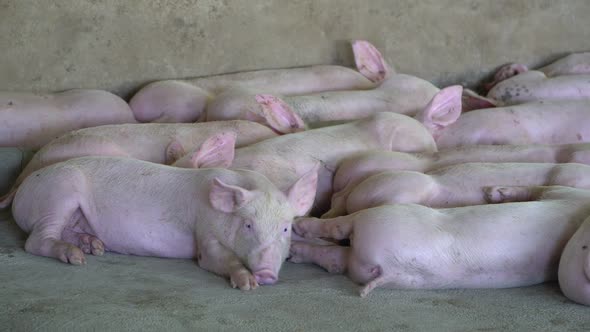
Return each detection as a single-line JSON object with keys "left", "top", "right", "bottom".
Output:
{"left": 0, "top": 189, "right": 16, "bottom": 209}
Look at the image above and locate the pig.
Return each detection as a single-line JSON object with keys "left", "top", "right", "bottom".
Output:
{"left": 0, "top": 120, "right": 277, "bottom": 208}
{"left": 344, "top": 162, "right": 590, "bottom": 214}
{"left": 291, "top": 185, "right": 590, "bottom": 297}
{"left": 128, "top": 40, "right": 392, "bottom": 123}
{"left": 487, "top": 70, "right": 590, "bottom": 105}
{"left": 11, "top": 156, "right": 319, "bottom": 290}
{"left": 559, "top": 215, "right": 590, "bottom": 306}
{"left": 415, "top": 85, "right": 590, "bottom": 149}
{"left": 204, "top": 74, "right": 439, "bottom": 130}
{"left": 0, "top": 89, "right": 137, "bottom": 149}
{"left": 204, "top": 77, "right": 496, "bottom": 133}
{"left": 173, "top": 112, "right": 438, "bottom": 215}
{"left": 484, "top": 52, "right": 590, "bottom": 92}
{"left": 324, "top": 139, "right": 590, "bottom": 219}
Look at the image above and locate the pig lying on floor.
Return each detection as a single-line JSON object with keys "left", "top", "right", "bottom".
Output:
{"left": 11, "top": 156, "right": 319, "bottom": 290}
{"left": 344, "top": 162, "right": 590, "bottom": 213}
{"left": 204, "top": 75, "right": 495, "bottom": 131}
{"left": 291, "top": 186, "right": 590, "bottom": 297}
{"left": 484, "top": 52, "right": 590, "bottom": 104}
{"left": 415, "top": 85, "right": 590, "bottom": 148}
{"left": 173, "top": 112, "right": 437, "bottom": 216}
{"left": 129, "top": 40, "right": 391, "bottom": 123}
{"left": 0, "top": 120, "right": 276, "bottom": 208}
{"left": 324, "top": 143, "right": 590, "bottom": 219}
{"left": 485, "top": 52, "right": 590, "bottom": 90}
{"left": 0, "top": 89, "right": 136, "bottom": 149}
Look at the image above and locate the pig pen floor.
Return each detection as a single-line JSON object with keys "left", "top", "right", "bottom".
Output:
{"left": 1, "top": 210, "right": 589, "bottom": 331}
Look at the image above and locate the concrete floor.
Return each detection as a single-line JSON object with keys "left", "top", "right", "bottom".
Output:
{"left": 1, "top": 209, "right": 589, "bottom": 331}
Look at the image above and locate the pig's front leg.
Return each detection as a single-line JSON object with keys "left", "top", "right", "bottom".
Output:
{"left": 288, "top": 242, "right": 349, "bottom": 274}
{"left": 25, "top": 223, "right": 89, "bottom": 265}
{"left": 197, "top": 238, "right": 258, "bottom": 291}
{"left": 293, "top": 216, "right": 353, "bottom": 240}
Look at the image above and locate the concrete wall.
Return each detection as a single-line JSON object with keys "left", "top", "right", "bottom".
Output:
{"left": 1, "top": 0, "right": 589, "bottom": 98}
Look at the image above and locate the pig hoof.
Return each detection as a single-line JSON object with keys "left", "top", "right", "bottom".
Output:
{"left": 63, "top": 245, "right": 86, "bottom": 265}
{"left": 90, "top": 238, "right": 105, "bottom": 256}
{"left": 230, "top": 270, "right": 259, "bottom": 291}
{"left": 78, "top": 234, "right": 105, "bottom": 256}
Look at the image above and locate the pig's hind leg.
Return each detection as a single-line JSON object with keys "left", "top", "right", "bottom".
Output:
{"left": 25, "top": 220, "right": 87, "bottom": 265}
{"left": 23, "top": 201, "right": 94, "bottom": 265}
{"left": 288, "top": 242, "right": 349, "bottom": 274}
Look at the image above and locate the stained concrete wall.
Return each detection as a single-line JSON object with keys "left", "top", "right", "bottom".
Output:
{"left": 1, "top": 0, "right": 589, "bottom": 98}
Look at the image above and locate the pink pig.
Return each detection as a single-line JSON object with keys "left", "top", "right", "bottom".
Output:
{"left": 325, "top": 143, "right": 590, "bottom": 218}
{"left": 292, "top": 185, "right": 590, "bottom": 297}
{"left": 0, "top": 120, "right": 276, "bottom": 209}
{"left": 344, "top": 162, "right": 590, "bottom": 214}
{"left": 204, "top": 74, "right": 438, "bottom": 131}
{"left": 204, "top": 76, "right": 496, "bottom": 133}
{"left": 129, "top": 40, "right": 392, "bottom": 123}
{"left": 173, "top": 112, "right": 437, "bottom": 215}
{"left": 484, "top": 52, "right": 590, "bottom": 104}
{"left": 0, "top": 89, "right": 136, "bottom": 149}
{"left": 485, "top": 52, "right": 590, "bottom": 91}
{"left": 487, "top": 70, "right": 590, "bottom": 105}
{"left": 416, "top": 85, "right": 590, "bottom": 149}
{"left": 12, "top": 156, "right": 319, "bottom": 290}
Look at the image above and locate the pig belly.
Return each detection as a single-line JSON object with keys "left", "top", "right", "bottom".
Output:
{"left": 349, "top": 202, "right": 584, "bottom": 289}
{"left": 83, "top": 208, "right": 197, "bottom": 259}
{"left": 437, "top": 105, "right": 590, "bottom": 148}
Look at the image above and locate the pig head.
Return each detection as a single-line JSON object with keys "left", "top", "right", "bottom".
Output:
{"left": 203, "top": 164, "right": 320, "bottom": 286}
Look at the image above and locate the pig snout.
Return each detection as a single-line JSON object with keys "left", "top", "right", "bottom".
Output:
{"left": 249, "top": 245, "right": 284, "bottom": 285}
{"left": 253, "top": 269, "right": 278, "bottom": 285}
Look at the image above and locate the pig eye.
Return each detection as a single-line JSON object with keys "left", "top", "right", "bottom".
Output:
{"left": 245, "top": 223, "right": 252, "bottom": 229}
{"left": 283, "top": 227, "right": 288, "bottom": 233}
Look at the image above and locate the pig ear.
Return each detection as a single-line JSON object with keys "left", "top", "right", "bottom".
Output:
{"left": 255, "top": 94, "right": 306, "bottom": 134}
{"left": 165, "top": 140, "right": 186, "bottom": 164}
{"left": 352, "top": 40, "right": 394, "bottom": 83}
{"left": 415, "top": 85, "right": 463, "bottom": 132}
{"left": 190, "top": 132, "right": 236, "bottom": 168}
{"left": 461, "top": 88, "right": 499, "bottom": 112}
{"left": 286, "top": 162, "right": 320, "bottom": 216}
{"left": 209, "top": 178, "right": 256, "bottom": 213}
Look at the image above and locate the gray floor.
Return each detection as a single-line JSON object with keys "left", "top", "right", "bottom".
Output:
{"left": 2, "top": 210, "right": 589, "bottom": 331}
